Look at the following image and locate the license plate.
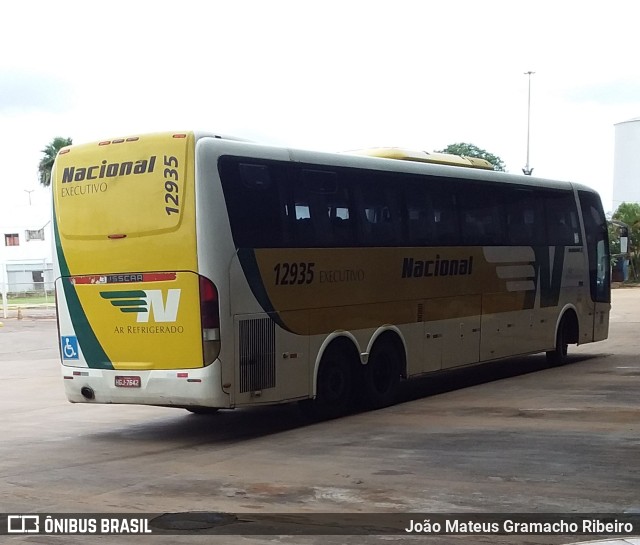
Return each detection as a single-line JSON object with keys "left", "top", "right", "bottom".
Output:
{"left": 115, "top": 376, "right": 141, "bottom": 388}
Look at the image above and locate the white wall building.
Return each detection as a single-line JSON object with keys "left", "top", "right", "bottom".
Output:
{"left": 613, "top": 117, "right": 640, "bottom": 213}
{"left": 0, "top": 191, "right": 53, "bottom": 295}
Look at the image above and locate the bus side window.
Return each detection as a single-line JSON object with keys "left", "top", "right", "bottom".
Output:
{"left": 219, "top": 160, "right": 286, "bottom": 248}
{"left": 545, "top": 192, "right": 581, "bottom": 246}
{"left": 285, "top": 169, "right": 314, "bottom": 247}
{"left": 302, "top": 169, "right": 355, "bottom": 247}
{"left": 404, "top": 183, "right": 433, "bottom": 246}
{"left": 294, "top": 203, "right": 313, "bottom": 246}
{"left": 403, "top": 178, "right": 459, "bottom": 246}
{"left": 505, "top": 188, "right": 545, "bottom": 245}
{"left": 429, "top": 180, "right": 460, "bottom": 245}
{"left": 356, "top": 175, "right": 402, "bottom": 247}
{"left": 458, "top": 183, "right": 506, "bottom": 246}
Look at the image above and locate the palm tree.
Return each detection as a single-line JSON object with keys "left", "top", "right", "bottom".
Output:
{"left": 38, "top": 137, "right": 72, "bottom": 186}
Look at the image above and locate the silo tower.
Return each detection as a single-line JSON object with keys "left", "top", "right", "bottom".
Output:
{"left": 613, "top": 117, "right": 640, "bottom": 212}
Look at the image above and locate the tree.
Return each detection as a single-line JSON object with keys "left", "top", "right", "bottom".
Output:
{"left": 38, "top": 137, "right": 72, "bottom": 187}
{"left": 437, "top": 142, "right": 506, "bottom": 172}
{"left": 612, "top": 202, "right": 640, "bottom": 281}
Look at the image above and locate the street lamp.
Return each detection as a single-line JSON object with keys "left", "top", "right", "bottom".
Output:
{"left": 523, "top": 71, "right": 535, "bottom": 176}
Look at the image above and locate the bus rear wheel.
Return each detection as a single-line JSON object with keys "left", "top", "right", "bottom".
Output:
{"left": 301, "top": 344, "right": 353, "bottom": 420}
{"left": 363, "top": 340, "right": 401, "bottom": 409}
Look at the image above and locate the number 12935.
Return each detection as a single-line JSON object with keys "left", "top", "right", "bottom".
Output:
{"left": 164, "top": 155, "right": 180, "bottom": 215}
{"left": 273, "top": 262, "right": 315, "bottom": 285}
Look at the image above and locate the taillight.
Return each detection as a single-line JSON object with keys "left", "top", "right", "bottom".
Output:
{"left": 199, "top": 275, "right": 219, "bottom": 328}
{"left": 199, "top": 275, "right": 220, "bottom": 365}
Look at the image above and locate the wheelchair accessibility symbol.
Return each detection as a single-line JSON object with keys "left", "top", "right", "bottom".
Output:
{"left": 61, "top": 336, "right": 79, "bottom": 360}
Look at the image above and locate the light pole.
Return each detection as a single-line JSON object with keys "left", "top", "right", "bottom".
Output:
{"left": 523, "top": 71, "right": 535, "bottom": 176}
{"left": 24, "top": 189, "right": 34, "bottom": 206}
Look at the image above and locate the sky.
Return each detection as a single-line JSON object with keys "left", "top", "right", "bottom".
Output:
{"left": 2, "top": 0, "right": 640, "bottom": 218}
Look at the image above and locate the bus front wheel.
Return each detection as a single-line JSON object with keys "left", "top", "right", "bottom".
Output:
{"left": 546, "top": 316, "right": 570, "bottom": 366}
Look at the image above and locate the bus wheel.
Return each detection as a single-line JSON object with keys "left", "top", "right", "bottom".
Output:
{"left": 363, "top": 339, "right": 401, "bottom": 409}
{"left": 546, "top": 316, "right": 569, "bottom": 366}
{"left": 302, "top": 345, "right": 353, "bottom": 420}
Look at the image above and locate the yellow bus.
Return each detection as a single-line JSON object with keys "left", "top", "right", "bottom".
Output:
{"left": 52, "top": 132, "right": 610, "bottom": 418}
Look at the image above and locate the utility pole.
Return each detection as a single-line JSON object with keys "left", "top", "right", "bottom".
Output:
{"left": 523, "top": 71, "right": 535, "bottom": 176}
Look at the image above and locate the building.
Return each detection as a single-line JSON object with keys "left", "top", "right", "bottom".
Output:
{"left": 613, "top": 117, "right": 640, "bottom": 212}
{"left": 0, "top": 191, "right": 53, "bottom": 297}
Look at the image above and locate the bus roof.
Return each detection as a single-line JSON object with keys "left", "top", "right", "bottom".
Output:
{"left": 190, "top": 134, "right": 584, "bottom": 193}
{"left": 61, "top": 131, "right": 598, "bottom": 197}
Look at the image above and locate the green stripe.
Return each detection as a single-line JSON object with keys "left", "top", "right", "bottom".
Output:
{"left": 54, "top": 213, "right": 113, "bottom": 370}
{"left": 237, "top": 248, "right": 291, "bottom": 332}
{"left": 109, "top": 300, "right": 146, "bottom": 307}
{"left": 100, "top": 291, "right": 146, "bottom": 299}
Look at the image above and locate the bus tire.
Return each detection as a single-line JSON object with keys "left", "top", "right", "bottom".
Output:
{"left": 301, "top": 343, "right": 353, "bottom": 421}
{"left": 363, "top": 339, "right": 401, "bottom": 409}
{"left": 546, "top": 315, "right": 570, "bottom": 366}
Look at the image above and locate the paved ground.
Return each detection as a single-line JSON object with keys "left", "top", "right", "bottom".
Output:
{"left": 0, "top": 289, "right": 639, "bottom": 544}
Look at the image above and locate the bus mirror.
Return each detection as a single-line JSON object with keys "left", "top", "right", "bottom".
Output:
{"left": 618, "top": 226, "right": 629, "bottom": 253}
{"left": 620, "top": 233, "right": 628, "bottom": 254}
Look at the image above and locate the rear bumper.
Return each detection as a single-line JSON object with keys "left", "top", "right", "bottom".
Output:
{"left": 61, "top": 359, "right": 230, "bottom": 408}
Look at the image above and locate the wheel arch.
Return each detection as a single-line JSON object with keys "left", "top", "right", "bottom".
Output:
{"left": 311, "top": 332, "right": 361, "bottom": 397}
{"left": 555, "top": 305, "right": 580, "bottom": 345}
{"left": 364, "top": 326, "right": 408, "bottom": 379}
